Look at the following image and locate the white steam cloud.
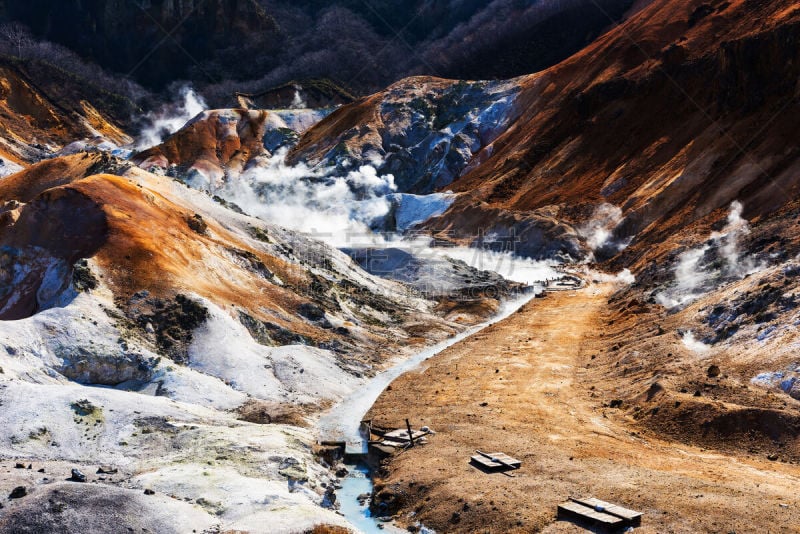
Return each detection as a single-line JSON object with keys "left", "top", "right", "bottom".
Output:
{"left": 135, "top": 86, "right": 207, "bottom": 150}
{"left": 290, "top": 86, "right": 307, "bottom": 109}
{"left": 579, "top": 203, "right": 630, "bottom": 257}
{"left": 657, "top": 201, "right": 763, "bottom": 308}
{"left": 681, "top": 330, "right": 710, "bottom": 354}
{"left": 656, "top": 245, "right": 710, "bottom": 308}
{"left": 710, "top": 201, "right": 759, "bottom": 278}
{"left": 589, "top": 268, "right": 636, "bottom": 286}
{"left": 204, "top": 149, "right": 396, "bottom": 248}
{"left": 192, "top": 151, "right": 560, "bottom": 285}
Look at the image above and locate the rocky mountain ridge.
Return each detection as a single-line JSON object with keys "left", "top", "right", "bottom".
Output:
{"left": 287, "top": 0, "right": 800, "bottom": 267}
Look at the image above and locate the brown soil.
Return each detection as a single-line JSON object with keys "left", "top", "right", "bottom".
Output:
{"left": 367, "top": 285, "right": 800, "bottom": 533}
{"left": 236, "top": 399, "right": 310, "bottom": 427}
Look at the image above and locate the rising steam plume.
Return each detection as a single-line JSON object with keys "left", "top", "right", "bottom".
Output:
{"left": 657, "top": 201, "right": 763, "bottom": 308}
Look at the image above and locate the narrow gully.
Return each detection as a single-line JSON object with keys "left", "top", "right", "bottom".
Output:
{"left": 318, "top": 289, "right": 542, "bottom": 533}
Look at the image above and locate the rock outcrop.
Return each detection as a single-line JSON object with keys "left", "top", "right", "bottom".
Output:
{"left": 132, "top": 108, "right": 331, "bottom": 187}
{"left": 290, "top": 77, "right": 521, "bottom": 194}
{"left": 0, "top": 61, "right": 130, "bottom": 169}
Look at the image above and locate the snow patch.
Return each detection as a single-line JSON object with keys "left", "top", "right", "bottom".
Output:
{"left": 387, "top": 192, "right": 455, "bottom": 232}
{"left": 756, "top": 325, "right": 777, "bottom": 342}
{"left": 0, "top": 156, "right": 24, "bottom": 177}
{"left": 273, "top": 108, "right": 332, "bottom": 134}
{"left": 752, "top": 365, "right": 800, "bottom": 399}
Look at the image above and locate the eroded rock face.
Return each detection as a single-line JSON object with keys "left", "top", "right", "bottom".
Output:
{"left": 290, "top": 77, "right": 521, "bottom": 194}
{"left": 0, "top": 246, "right": 72, "bottom": 320}
{"left": 0, "top": 187, "right": 107, "bottom": 320}
{"left": 0, "top": 64, "right": 132, "bottom": 166}
{"left": 56, "top": 347, "right": 157, "bottom": 386}
{"left": 127, "top": 294, "right": 210, "bottom": 365}
{"left": 132, "top": 108, "right": 331, "bottom": 187}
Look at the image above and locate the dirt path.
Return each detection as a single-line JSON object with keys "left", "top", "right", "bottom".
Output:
{"left": 367, "top": 285, "right": 800, "bottom": 533}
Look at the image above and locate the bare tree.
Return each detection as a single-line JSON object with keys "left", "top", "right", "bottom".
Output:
{"left": 0, "top": 22, "right": 33, "bottom": 59}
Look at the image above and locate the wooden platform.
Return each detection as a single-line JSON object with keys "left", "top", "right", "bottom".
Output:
{"left": 558, "top": 500, "right": 625, "bottom": 528}
{"left": 557, "top": 497, "right": 642, "bottom": 529}
{"left": 382, "top": 429, "right": 428, "bottom": 443}
{"left": 373, "top": 428, "right": 431, "bottom": 449}
{"left": 470, "top": 452, "right": 521, "bottom": 470}
{"left": 383, "top": 428, "right": 429, "bottom": 445}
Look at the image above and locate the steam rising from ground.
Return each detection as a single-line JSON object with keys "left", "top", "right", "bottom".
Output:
{"left": 126, "top": 85, "right": 577, "bottom": 290}
{"left": 681, "top": 330, "right": 710, "bottom": 353}
{"left": 198, "top": 151, "right": 561, "bottom": 285}
{"left": 579, "top": 203, "right": 630, "bottom": 257}
{"left": 135, "top": 87, "right": 206, "bottom": 150}
{"left": 660, "top": 246, "right": 710, "bottom": 307}
{"left": 584, "top": 268, "right": 635, "bottom": 286}
{"left": 140, "top": 96, "right": 569, "bottom": 287}
{"left": 711, "top": 201, "right": 759, "bottom": 278}
{"left": 210, "top": 149, "right": 397, "bottom": 248}
{"left": 290, "top": 86, "right": 307, "bottom": 109}
{"left": 657, "top": 201, "right": 763, "bottom": 308}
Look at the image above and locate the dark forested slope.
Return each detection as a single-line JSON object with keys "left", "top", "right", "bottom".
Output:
{"left": 0, "top": 0, "right": 635, "bottom": 101}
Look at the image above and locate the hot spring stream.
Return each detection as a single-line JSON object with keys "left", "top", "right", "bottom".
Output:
{"left": 317, "top": 292, "right": 539, "bottom": 533}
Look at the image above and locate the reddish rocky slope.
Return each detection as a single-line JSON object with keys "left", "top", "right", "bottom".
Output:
{"left": 290, "top": 0, "right": 800, "bottom": 264}
{"left": 0, "top": 60, "right": 130, "bottom": 168}
{"left": 0, "top": 153, "right": 456, "bottom": 365}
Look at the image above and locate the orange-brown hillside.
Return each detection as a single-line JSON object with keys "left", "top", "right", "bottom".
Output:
{"left": 132, "top": 109, "right": 271, "bottom": 180}
{"left": 0, "top": 153, "right": 455, "bottom": 362}
{"left": 290, "top": 0, "right": 800, "bottom": 265}
{"left": 441, "top": 0, "right": 800, "bottom": 259}
{"left": 0, "top": 61, "right": 130, "bottom": 165}
{"left": 132, "top": 108, "right": 332, "bottom": 185}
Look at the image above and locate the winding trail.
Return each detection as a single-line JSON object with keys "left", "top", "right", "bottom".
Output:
{"left": 366, "top": 285, "right": 800, "bottom": 533}
{"left": 317, "top": 293, "right": 536, "bottom": 454}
